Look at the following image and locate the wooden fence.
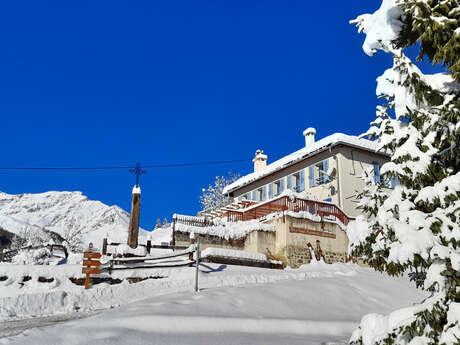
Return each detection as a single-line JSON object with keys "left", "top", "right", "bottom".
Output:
{"left": 226, "top": 195, "right": 353, "bottom": 225}
{"left": 89, "top": 238, "right": 202, "bottom": 292}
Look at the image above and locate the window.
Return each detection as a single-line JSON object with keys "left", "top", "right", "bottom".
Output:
{"left": 373, "top": 162, "right": 381, "bottom": 184}
{"left": 273, "top": 179, "right": 284, "bottom": 196}
{"left": 245, "top": 193, "right": 251, "bottom": 200}
{"left": 309, "top": 159, "right": 330, "bottom": 187}
{"left": 261, "top": 186, "right": 267, "bottom": 201}
{"left": 290, "top": 170, "right": 305, "bottom": 192}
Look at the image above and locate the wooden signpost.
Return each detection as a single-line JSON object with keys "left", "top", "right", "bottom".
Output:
{"left": 82, "top": 243, "right": 101, "bottom": 289}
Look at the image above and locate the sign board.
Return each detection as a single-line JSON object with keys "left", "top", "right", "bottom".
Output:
{"left": 83, "top": 260, "right": 101, "bottom": 267}
{"left": 84, "top": 252, "right": 102, "bottom": 259}
{"left": 82, "top": 267, "right": 101, "bottom": 275}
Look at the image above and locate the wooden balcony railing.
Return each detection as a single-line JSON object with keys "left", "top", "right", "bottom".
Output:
{"left": 226, "top": 196, "right": 353, "bottom": 225}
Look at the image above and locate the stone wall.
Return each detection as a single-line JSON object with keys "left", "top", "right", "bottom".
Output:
{"left": 265, "top": 215, "right": 349, "bottom": 268}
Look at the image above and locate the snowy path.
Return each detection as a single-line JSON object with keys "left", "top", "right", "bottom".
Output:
{"left": 0, "top": 263, "right": 425, "bottom": 345}
{"left": 0, "top": 312, "right": 98, "bottom": 338}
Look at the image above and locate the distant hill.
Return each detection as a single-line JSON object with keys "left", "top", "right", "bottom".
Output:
{"left": 0, "top": 191, "right": 152, "bottom": 249}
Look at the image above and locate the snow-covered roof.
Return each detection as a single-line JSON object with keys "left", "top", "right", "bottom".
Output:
{"left": 223, "top": 133, "right": 380, "bottom": 194}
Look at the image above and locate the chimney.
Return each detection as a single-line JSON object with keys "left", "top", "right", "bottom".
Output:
{"left": 253, "top": 149, "right": 268, "bottom": 172}
{"left": 303, "top": 127, "right": 316, "bottom": 147}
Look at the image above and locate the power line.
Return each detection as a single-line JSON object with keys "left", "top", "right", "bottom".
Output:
{"left": 0, "top": 158, "right": 253, "bottom": 171}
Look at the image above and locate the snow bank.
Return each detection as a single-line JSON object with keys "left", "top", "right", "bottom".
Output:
{"left": 201, "top": 247, "right": 269, "bottom": 262}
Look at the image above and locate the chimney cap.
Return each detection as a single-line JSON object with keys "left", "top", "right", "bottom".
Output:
{"left": 254, "top": 149, "right": 267, "bottom": 159}
{"left": 303, "top": 127, "right": 316, "bottom": 136}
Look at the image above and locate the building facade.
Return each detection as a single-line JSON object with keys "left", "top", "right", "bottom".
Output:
{"left": 223, "top": 128, "right": 392, "bottom": 217}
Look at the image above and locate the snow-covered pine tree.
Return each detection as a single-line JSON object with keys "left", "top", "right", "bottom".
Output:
{"left": 199, "top": 172, "right": 240, "bottom": 212}
{"left": 162, "top": 217, "right": 169, "bottom": 227}
{"left": 347, "top": 1, "right": 459, "bottom": 344}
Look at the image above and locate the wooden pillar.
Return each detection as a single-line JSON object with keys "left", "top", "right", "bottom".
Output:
{"left": 172, "top": 214, "right": 176, "bottom": 249}
{"left": 128, "top": 186, "right": 141, "bottom": 249}
{"left": 102, "top": 238, "right": 108, "bottom": 255}
{"left": 189, "top": 233, "right": 196, "bottom": 261}
{"left": 146, "top": 239, "right": 151, "bottom": 255}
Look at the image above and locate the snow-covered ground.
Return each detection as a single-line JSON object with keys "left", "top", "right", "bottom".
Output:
{"left": 0, "top": 262, "right": 425, "bottom": 345}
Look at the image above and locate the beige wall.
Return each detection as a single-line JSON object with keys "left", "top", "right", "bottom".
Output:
{"left": 336, "top": 147, "right": 389, "bottom": 217}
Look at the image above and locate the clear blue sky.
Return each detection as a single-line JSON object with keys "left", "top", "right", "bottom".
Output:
{"left": 0, "top": 1, "right": 426, "bottom": 230}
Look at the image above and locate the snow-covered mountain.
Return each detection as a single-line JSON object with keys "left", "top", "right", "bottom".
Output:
{"left": 0, "top": 191, "right": 150, "bottom": 248}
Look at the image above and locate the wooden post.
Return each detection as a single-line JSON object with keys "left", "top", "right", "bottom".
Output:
{"left": 128, "top": 186, "right": 141, "bottom": 249}
{"left": 172, "top": 214, "right": 176, "bottom": 250}
{"left": 189, "top": 232, "right": 196, "bottom": 261}
{"left": 146, "top": 239, "right": 151, "bottom": 255}
{"left": 82, "top": 243, "right": 101, "bottom": 290}
{"left": 102, "top": 238, "right": 108, "bottom": 255}
{"left": 195, "top": 237, "right": 200, "bottom": 292}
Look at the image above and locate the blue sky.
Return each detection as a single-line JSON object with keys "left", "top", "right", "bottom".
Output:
{"left": 0, "top": 1, "right": 421, "bottom": 229}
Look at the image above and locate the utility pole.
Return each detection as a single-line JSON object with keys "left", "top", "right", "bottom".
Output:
{"left": 127, "top": 162, "right": 146, "bottom": 249}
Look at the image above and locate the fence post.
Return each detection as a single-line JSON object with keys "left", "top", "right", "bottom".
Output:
{"left": 195, "top": 237, "right": 200, "bottom": 292}
{"left": 189, "top": 232, "right": 195, "bottom": 261}
{"left": 172, "top": 214, "right": 177, "bottom": 250}
{"left": 102, "top": 238, "right": 108, "bottom": 256}
{"left": 146, "top": 239, "right": 151, "bottom": 255}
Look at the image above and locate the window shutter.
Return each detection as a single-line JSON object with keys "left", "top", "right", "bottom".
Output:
{"left": 287, "top": 175, "right": 292, "bottom": 190}
{"left": 268, "top": 183, "right": 273, "bottom": 199}
{"left": 309, "top": 166, "right": 314, "bottom": 187}
{"left": 323, "top": 159, "right": 329, "bottom": 182}
{"left": 373, "top": 162, "right": 381, "bottom": 184}
{"left": 391, "top": 177, "right": 398, "bottom": 189}
{"left": 262, "top": 186, "right": 267, "bottom": 201}
{"left": 280, "top": 179, "right": 284, "bottom": 193}
{"left": 298, "top": 170, "right": 305, "bottom": 192}
{"left": 252, "top": 190, "right": 257, "bottom": 201}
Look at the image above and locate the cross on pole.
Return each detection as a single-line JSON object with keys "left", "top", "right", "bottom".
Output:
{"left": 129, "top": 162, "right": 147, "bottom": 187}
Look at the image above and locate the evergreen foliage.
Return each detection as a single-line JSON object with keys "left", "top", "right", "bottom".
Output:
{"left": 348, "top": 0, "right": 459, "bottom": 344}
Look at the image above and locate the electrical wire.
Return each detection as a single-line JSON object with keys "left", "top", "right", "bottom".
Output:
{"left": 0, "top": 158, "right": 253, "bottom": 171}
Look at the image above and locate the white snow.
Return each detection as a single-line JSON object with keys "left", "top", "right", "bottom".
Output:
{"left": 0, "top": 262, "right": 425, "bottom": 345}
{"left": 132, "top": 185, "right": 141, "bottom": 194}
{"left": 201, "top": 247, "right": 272, "bottom": 263}
{"left": 223, "top": 133, "right": 379, "bottom": 194}
{"left": 349, "top": 0, "right": 403, "bottom": 56}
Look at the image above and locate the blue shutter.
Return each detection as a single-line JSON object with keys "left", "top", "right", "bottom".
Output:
{"left": 287, "top": 175, "right": 292, "bottom": 190}
{"left": 280, "top": 179, "right": 284, "bottom": 193}
{"left": 323, "top": 159, "right": 329, "bottom": 182}
{"left": 262, "top": 186, "right": 267, "bottom": 201}
{"left": 252, "top": 190, "right": 257, "bottom": 201}
{"left": 268, "top": 184, "right": 273, "bottom": 199}
{"left": 298, "top": 170, "right": 305, "bottom": 192}
{"left": 373, "top": 162, "right": 381, "bottom": 184}
{"left": 391, "top": 177, "right": 398, "bottom": 189}
{"left": 309, "top": 166, "right": 314, "bottom": 187}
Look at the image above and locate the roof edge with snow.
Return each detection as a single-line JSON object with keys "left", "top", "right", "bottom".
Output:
{"left": 223, "top": 133, "right": 383, "bottom": 194}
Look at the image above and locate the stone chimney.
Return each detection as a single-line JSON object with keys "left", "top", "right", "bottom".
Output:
{"left": 253, "top": 149, "right": 268, "bottom": 172}
{"left": 303, "top": 127, "right": 316, "bottom": 147}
